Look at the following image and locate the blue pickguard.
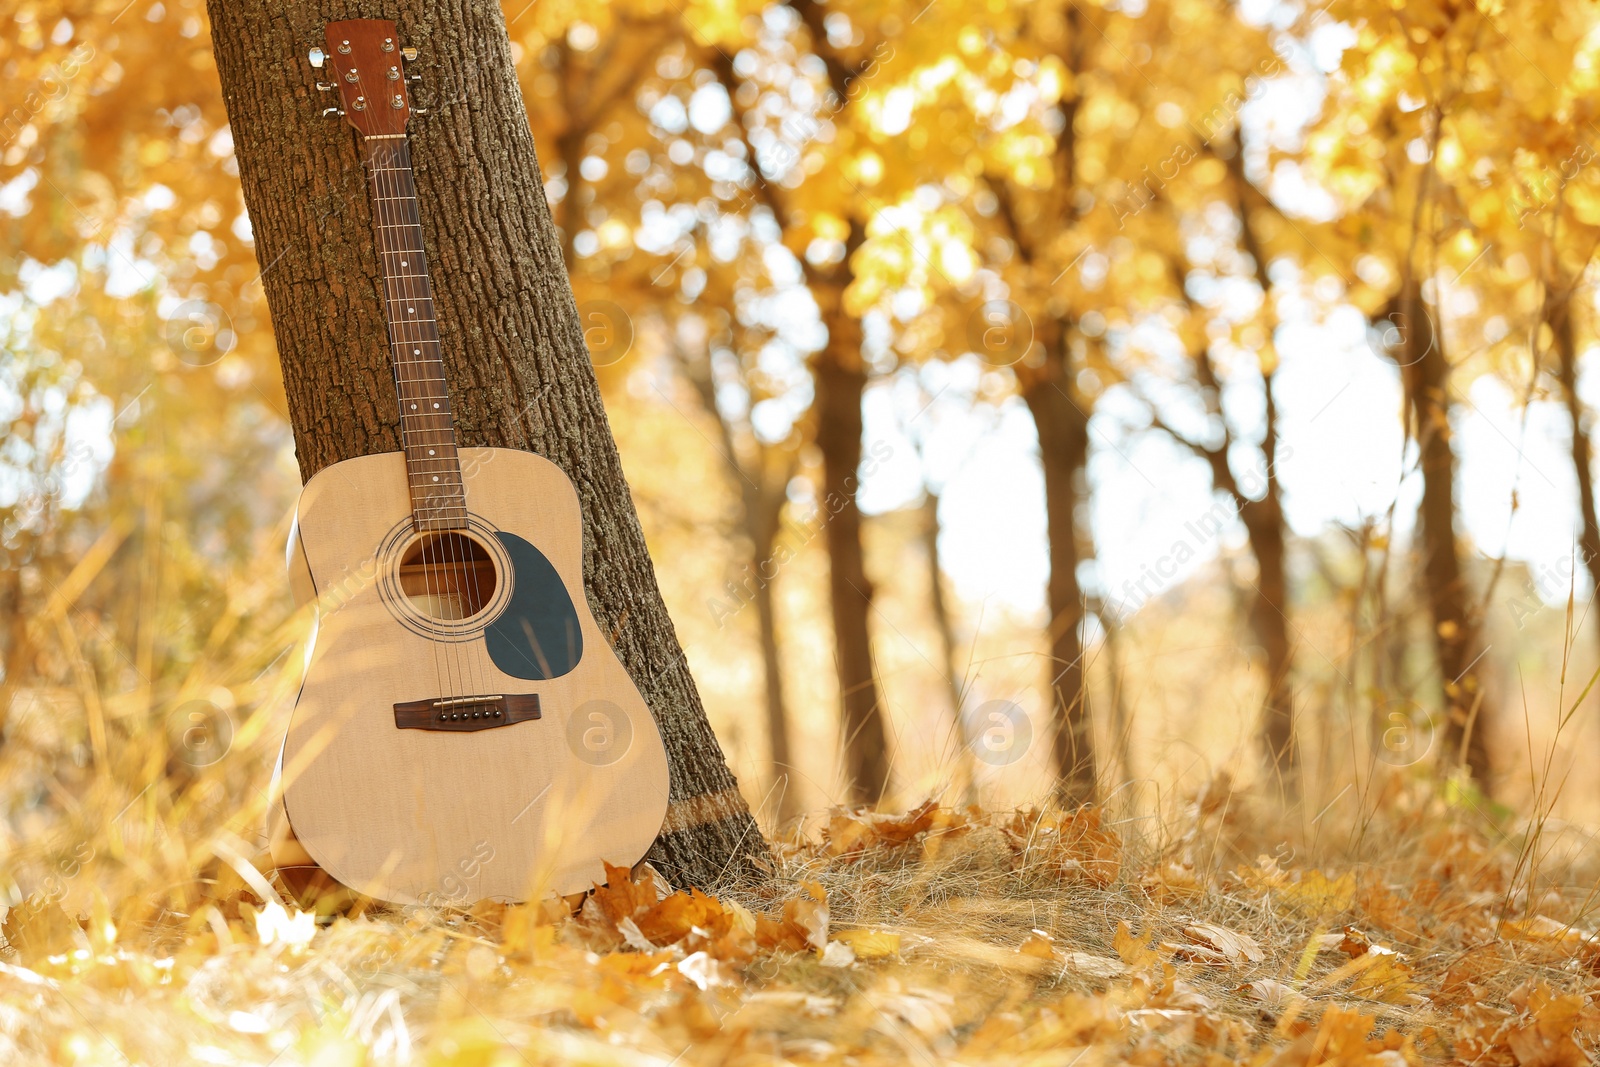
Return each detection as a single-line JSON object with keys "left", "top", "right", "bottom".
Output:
{"left": 484, "top": 532, "right": 583, "bottom": 680}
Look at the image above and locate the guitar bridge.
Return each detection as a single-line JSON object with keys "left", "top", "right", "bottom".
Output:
{"left": 393, "top": 693, "right": 541, "bottom": 732}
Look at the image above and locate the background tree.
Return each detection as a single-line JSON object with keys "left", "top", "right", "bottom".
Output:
{"left": 1297, "top": 0, "right": 1508, "bottom": 784}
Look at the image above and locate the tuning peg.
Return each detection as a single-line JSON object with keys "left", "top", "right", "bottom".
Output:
{"left": 411, "top": 108, "right": 429, "bottom": 115}
{"left": 321, "top": 106, "right": 344, "bottom": 117}
{"left": 309, "top": 46, "right": 325, "bottom": 69}
{"left": 315, "top": 82, "right": 337, "bottom": 91}
{"left": 401, "top": 46, "right": 419, "bottom": 61}
{"left": 408, "top": 74, "right": 422, "bottom": 82}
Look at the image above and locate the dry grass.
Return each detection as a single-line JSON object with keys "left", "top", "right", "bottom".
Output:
{"left": 2, "top": 769, "right": 1598, "bottom": 1065}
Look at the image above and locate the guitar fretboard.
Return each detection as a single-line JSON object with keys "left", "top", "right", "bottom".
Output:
{"left": 362, "top": 136, "right": 468, "bottom": 531}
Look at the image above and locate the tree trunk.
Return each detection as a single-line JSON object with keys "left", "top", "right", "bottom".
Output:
{"left": 671, "top": 344, "right": 799, "bottom": 824}
{"left": 1224, "top": 156, "right": 1297, "bottom": 791}
{"left": 1238, "top": 488, "right": 1295, "bottom": 789}
{"left": 923, "top": 492, "right": 975, "bottom": 805}
{"left": 206, "top": 0, "right": 767, "bottom": 889}
{"left": 1551, "top": 299, "right": 1600, "bottom": 638}
{"left": 1020, "top": 325, "right": 1097, "bottom": 802}
{"left": 748, "top": 494, "right": 800, "bottom": 824}
{"left": 1396, "top": 285, "right": 1493, "bottom": 784}
{"left": 811, "top": 326, "right": 890, "bottom": 804}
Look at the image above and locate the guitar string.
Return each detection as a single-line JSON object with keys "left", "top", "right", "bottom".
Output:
{"left": 395, "top": 135, "right": 500, "bottom": 704}
{"left": 389, "top": 136, "right": 494, "bottom": 706}
{"left": 369, "top": 137, "right": 461, "bottom": 708}
{"left": 376, "top": 135, "right": 496, "bottom": 709}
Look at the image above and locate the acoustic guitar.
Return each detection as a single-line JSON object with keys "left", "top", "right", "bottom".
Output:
{"left": 266, "top": 19, "right": 670, "bottom": 906}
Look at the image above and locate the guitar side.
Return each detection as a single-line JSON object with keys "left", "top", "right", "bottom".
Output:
{"left": 270, "top": 447, "right": 671, "bottom": 904}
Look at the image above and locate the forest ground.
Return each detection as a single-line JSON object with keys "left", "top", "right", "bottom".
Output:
{"left": 2, "top": 777, "right": 1598, "bottom": 1066}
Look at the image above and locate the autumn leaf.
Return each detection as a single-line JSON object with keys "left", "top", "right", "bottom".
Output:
{"left": 1500, "top": 914, "right": 1597, "bottom": 951}
{"left": 756, "top": 881, "right": 829, "bottom": 956}
{"left": 1308, "top": 1005, "right": 1378, "bottom": 1062}
{"left": 1503, "top": 981, "right": 1600, "bottom": 1067}
{"left": 0, "top": 896, "right": 87, "bottom": 962}
{"left": 1183, "top": 922, "right": 1265, "bottom": 964}
{"left": 1277, "top": 870, "right": 1357, "bottom": 916}
{"left": 1018, "top": 929, "right": 1057, "bottom": 960}
{"left": 1238, "top": 978, "right": 1298, "bottom": 1012}
{"left": 834, "top": 928, "right": 901, "bottom": 959}
{"left": 1349, "top": 952, "right": 1420, "bottom": 1005}
{"left": 1114, "top": 920, "right": 1163, "bottom": 968}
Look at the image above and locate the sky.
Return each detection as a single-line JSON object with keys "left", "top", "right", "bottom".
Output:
{"left": 852, "top": 300, "right": 1600, "bottom": 625}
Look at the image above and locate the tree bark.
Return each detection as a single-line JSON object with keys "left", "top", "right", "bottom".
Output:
{"left": 1222, "top": 154, "right": 1297, "bottom": 789}
{"left": 1550, "top": 298, "right": 1600, "bottom": 641}
{"left": 672, "top": 344, "right": 799, "bottom": 824}
{"left": 1021, "top": 325, "right": 1097, "bottom": 802}
{"left": 1237, "top": 458, "right": 1295, "bottom": 787}
{"left": 748, "top": 511, "right": 797, "bottom": 820}
{"left": 772, "top": 1, "right": 891, "bottom": 805}
{"left": 812, "top": 323, "right": 891, "bottom": 804}
{"left": 206, "top": 0, "right": 767, "bottom": 889}
{"left": 1394, "top": 283, "right": 1493, "bottom": 784}
{"left": 923, "top": 492, "right": 976, "bottom": 804}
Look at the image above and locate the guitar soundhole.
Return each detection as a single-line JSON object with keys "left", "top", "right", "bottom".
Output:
{"left": 397, "top": 531, "right": 498, "bottom": 621}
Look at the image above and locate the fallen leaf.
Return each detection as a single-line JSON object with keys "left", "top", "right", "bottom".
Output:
{"left": 1184, "top": 921, "right": 1265, "bottom": 963}
{"left": 1165, "top": 939, "right": 1231, "bottom": 965}
{"left": 1279, "top": 871, "right": 1357, "bottom": 916}
{"left": 819, "top": 940, "right": 855, "bottom": 968}
{"left": 1308, "top": 1004, "right": 1378, "bottom": 1062}
{"left": 1018, "top": 929, "right": 1057, "bottom": 960}
{"left": 0, "top": 897, "right": 87, "bottom": 962}
{"left": 1059, "top": 951, "right": 1128, "bottom": 978}
{"left": 833, "top": 928, "right": 901, "bottom": 959}
{"left": 1114, "top": 920, "right": 1162, "bottom": 967}
{"left": 1501, "top": 914, "right": 1596, "bottom": 949}
{"left": 1504, "top": 981, "right": 1599, "bottom": 1067}
{"left": 1349, "top": 952, "right": 1419, "bottom": 1005}
{"left": 1239, "top": 978, "right": 1298, "bottom": 1011}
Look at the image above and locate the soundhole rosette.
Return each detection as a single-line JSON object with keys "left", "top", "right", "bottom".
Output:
{"left": 375, "top": 515, "right": 514, "bottom": 642}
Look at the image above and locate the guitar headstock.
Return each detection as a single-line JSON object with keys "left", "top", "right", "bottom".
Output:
{"left": 310, "top": 19, "right": 420, "bottom": 138}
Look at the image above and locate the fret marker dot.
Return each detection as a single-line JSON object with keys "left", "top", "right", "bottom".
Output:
{"left": 413, "top": 348, "right": 420, "bottom": 355}
{"left": 401, "top": 260, "right": 408, "bottom": 266}
{"left": 432, "top": 476, "right": 439, "bottom": 482}
{"left": 410, "top": 404, "right": 417, "bottom": 410}
{"left": 428, "top": 449, "right": 435, "bottom": 456}
{"left": 407, "top": 306, "right": 415, "bottom": 313}
{"left": 432, "top": 402, "right": 440, "bottom": 409}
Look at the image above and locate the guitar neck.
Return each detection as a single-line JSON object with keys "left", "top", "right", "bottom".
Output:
{"left": 361, "top": 135, "right": 468, "bottom": 531}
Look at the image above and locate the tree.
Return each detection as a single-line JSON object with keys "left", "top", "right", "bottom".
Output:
{"left": 705, "top": 12, "right": 895, "bottom": 803}
{"left": 204, "top": 0, "right": 767, "bottom": 889}
{"left": 1298, "top": 0, "right": 1513, "bottom": 784}
{"left": 857, "top": 0, "right": 1281, "bottom": 798}
{"left": 1141, "top": 147, "right": 1299, "bottom": 790}
{"left": 670, "top": 316, "right": 803, "bottom": 825}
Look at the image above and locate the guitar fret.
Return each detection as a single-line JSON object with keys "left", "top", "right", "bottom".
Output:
{"left": 364, "top": 136, "right": 471, "bottom": 527}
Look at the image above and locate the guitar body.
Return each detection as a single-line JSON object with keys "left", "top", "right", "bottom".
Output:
{"left": 270, "top": 447, "right": 670, "bottom": 905}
